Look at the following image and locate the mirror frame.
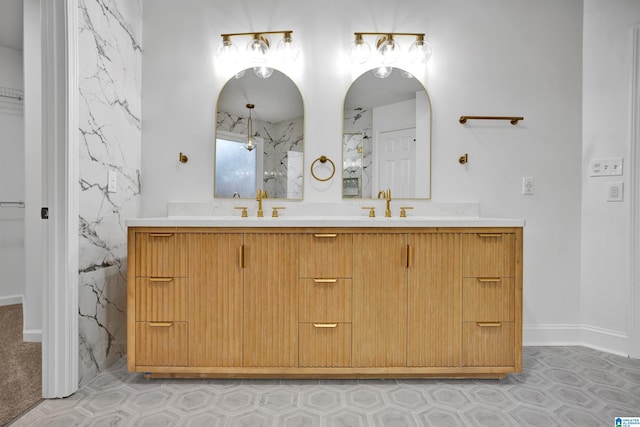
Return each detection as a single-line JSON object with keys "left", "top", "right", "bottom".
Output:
{"left": 214, "top": 68, "right": 305, "bottom": 200}
{"left": 342, "top": 68, "right": 432, "bottom": 200}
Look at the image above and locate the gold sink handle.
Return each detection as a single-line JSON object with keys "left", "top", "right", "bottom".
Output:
{"left": 362, "top": 206, "right": 376, "bottom": 217}
{"left": 234, "top": 206, "right": 248, "bottom": 218}
{"left": 271, "top": 206, "right": 285, "bottom": 217}
{"left": 399, "top": 207, "right": 414, "bottom": 218}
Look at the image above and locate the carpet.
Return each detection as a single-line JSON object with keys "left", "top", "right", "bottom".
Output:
{"left": 0, "top": 304, "right": 41, "bottom": 426}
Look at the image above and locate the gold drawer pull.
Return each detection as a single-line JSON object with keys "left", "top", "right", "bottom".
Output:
{"left": 478, "top": 233, "right": 501, "bottom": 238}
{"left": 149, "top": 233, "right": 173, "bottom": 237}
{"left": 313, "top": 233, "right": 337, "bottom": 238}
{"left": 313, "top": 278, "right": 338, "bottom": 283}
{"left": 478, "top": 278, "right": 502, "bottom": 283}
{"left": 313, "top": 323, "right": 338, "bottom": 328}
{"left": 149, "top": 277, "right": 173, "bottom": 283}
{"left": 149, "top": 322, "right": 173, "bottom": 327}
{"left": 477, "top": 322, "right": 502, "bottom": 327}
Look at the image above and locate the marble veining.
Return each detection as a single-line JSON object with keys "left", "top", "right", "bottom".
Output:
{"left": 217, "top": 111, "right": 304, "bottom": 198}
{"left": 343, "top": 107, "right": 373, "bottom": 197}
{"left": 78, "top": 0, "right": 141, "bottom": 387}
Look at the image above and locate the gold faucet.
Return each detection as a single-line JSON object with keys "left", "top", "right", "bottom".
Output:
{"left": 378, "top": 188, "right": 392, "bottom": 217}
{"left": 256, "top": 189, "right": 268, "bottom": 217}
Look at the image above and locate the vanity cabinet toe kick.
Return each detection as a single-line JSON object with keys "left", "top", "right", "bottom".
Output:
{"left": 127, "top": 226, "right": 522, "bottom": 379}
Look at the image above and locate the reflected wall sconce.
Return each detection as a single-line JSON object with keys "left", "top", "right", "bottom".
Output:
{"left": 245, "top": 103, "right": 256, "bottom": 152}
{"left": 349, "top": 32, "right": 432, "bottom": 78}
{"left": 216, "top": 30, "right": 300, "bottom": 78}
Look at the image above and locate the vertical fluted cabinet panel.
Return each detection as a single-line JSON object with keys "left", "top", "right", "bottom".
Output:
{"left": 463, "top": 278, "right": 515, "bottom": 322}
{"left": 407, "top": 233, "right": 462, "bottom": 367}
{"left": 299, "top": 233, "right": 353, "bottom": 278}
{"left": 299, "top": 279, "right": 352, "bottom": 323}
{"left": 352, "top": 233, "right": 407, "bottom": 367}
{"left": 188, "top": 233, "right": 243, "bottom": 367}
{"left": 463, "top": 322, "right": 515, "bottom": 366}
{"left": 135, "top": 278, "right": 188, "bottom": 321}
{"left": 243, "top": 234, "right": 299, "bottom": 367}
{"left": 299, "top": 323, "right": 351, "bottom": 367}
{"left": 136, "top": 232, "right": 188, "bottom": 277}
{"left": 462, "top": 233, "right": 515, "bottom": 278}
{"left": 136, "top": 322, "right": 188, "bottom": 366}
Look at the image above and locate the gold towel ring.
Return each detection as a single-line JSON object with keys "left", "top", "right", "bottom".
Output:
{"left": 310, "top": 155, "right": 336, "bottom": 182}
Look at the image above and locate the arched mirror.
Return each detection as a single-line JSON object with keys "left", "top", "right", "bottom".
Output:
{"left": 343, "top": 68, "right": 431, "bottom": 199}
{"left": 216, "top": 69, "right": 304, "bottom": 199}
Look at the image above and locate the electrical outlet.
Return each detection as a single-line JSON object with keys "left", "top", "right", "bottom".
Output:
{"left": 107, "top": 170, "right": 117, "bottom": 193}
{"left": 522, "top": 177, "right": 534, "bottom": 195}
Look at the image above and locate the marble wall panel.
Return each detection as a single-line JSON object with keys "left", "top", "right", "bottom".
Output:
{"left": 78, "top": 0, "right": 141, "bottom": 387}
{"left": 343, "top": 107, "right": 372, "bottom": 197}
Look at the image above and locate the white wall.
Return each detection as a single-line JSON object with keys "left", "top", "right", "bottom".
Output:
{"left": 141, "top": 0, "right": 584, "bottom": 348}
{"left": 582, "top": 0, "right": 640, "bottom": 355}
{"left": 0, "top": 45, "right": 25, "bottom": 304}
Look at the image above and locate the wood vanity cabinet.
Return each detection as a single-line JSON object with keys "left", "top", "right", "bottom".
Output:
{"left": 127, "top": 226, "right": 522, "bottom": 378}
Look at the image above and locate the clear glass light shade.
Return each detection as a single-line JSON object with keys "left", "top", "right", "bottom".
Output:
{"left": 246, "top": 37, "right": 269, "bottom": 63}
{"left": 276, "top": 36, "right": 300, "bottom": 62}
{"left": 373, "top": 65, "right": 393, "bottom": 78}
{"left": 408, "top": 39, "right": 432, "bottom": 64}
{"left": 377, "top": 38, "right": 401, "bottom": 65}
{"left": 245, "top": 116, "right": 255, "bottom": 151}
{"left": 348, "top": 38, "right": 371, "bottom": 64}
{"left": 233, "top": 70, "right": 246, "bottom": 79}
{"left": 253, "top": 66, "right": 274, "bottom": 79}
{"left": 216, "top": 40, "right": 238, "bottom": 64}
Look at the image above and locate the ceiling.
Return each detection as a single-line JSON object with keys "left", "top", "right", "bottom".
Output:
{"left": 0, "top": 0, "right": 23, "bottom": 51}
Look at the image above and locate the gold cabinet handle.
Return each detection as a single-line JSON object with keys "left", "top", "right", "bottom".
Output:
{"left": 149, "top": 322, "right": 173, "bottom": 327}
{"left": 405, "top": 245, "right": 412, "bottom": 268}
{"left": 313, "top": 278, "right": 338, "bottom": 283}
{"left": 477, "top": 322, "right": 502, "bottom": 327}
{"left": 313, "top": 323, "right": 338, "bottom": 328}
{"left": 149, "top": 233, "right": 173, "bottom": 237}
{"left": 149, "top": 277, "right": 173, "bottom": 283}
{"left": 478, "top": 233, "right": 501, "bottom": 238}
{"left": 239, "top": 245, "right": 245, "bottom": 268}
{"left": 314, "top": 233, "right": 337, "bottom": 238}
{"left": 478, "top": 278, "right": 502, "bottom": 283}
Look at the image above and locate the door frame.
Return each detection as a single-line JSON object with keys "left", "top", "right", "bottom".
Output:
{"left": 629, "top": 25, "right": 640, "bottom": 359}
{"left": 41, "top": 0, "right": 79, "bottom": 398}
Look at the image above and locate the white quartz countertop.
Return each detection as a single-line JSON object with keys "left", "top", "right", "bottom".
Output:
{"left": 126, "top": 216, "right": 525, "bottom": 228}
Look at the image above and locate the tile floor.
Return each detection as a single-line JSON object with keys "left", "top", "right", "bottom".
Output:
{"left": 11, "top": 346, "right": 640, "bottom": 427}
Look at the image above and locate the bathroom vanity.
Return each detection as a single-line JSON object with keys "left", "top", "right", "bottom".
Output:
{"left": 126, "top": 216, "right": 523, "bottom": 379}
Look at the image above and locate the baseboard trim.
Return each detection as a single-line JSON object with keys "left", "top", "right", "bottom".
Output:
{"left": 0, "top": 295, "right": 23, "bottom": 306}
{"left": 23, "top": 329, "right": 42, "bottom": 343}
{"left": 523, "top": 323, "right": 629, "bottom": 357}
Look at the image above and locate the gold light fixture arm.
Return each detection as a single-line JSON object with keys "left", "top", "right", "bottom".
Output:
{"left": 220, "top": 30, "right": 294, "bottom": 43}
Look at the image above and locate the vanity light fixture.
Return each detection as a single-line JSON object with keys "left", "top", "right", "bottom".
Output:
{"left": 348, "top": 32, "right": 432, "bottom": 75}
{"left": 217, "top": 30, "right": 300, "bottom": 75}
{"left": 245, "top": 103, "right": 256, "bottom": 152}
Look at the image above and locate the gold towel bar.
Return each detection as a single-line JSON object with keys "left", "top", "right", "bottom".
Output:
{"left": 459, "top": 116, "right": 524, "bottom": 125}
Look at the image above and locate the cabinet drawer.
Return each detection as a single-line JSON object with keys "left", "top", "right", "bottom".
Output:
{"left": 299, "top": 233, "right": 352, "bottom": 278}
{"left": 299, "top": 323, "right": 351, "bottom": 367}
{"left": 299, "top": 279, "right": 351, "bottom": 323}
{"left": 135, "top": 232, "right": 188, "bottom": 278}
{"left": 462, "top": 278, "right": 514, "bottom": 322}
{"left": 463, "top": 233, "right": 515, "bottom": 277}
{"left": 135, "top": 278, "right": 188, "bottom": 322}
{"left": 135, "top": 322, "right": 188, "bottom": 366}
{"left": 463, "top": 321, "right": 514, "bottom": 367}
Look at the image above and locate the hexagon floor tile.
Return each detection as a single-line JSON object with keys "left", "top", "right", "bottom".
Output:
{"left": 10, "top": 346, "right": 640, "bottom": 427}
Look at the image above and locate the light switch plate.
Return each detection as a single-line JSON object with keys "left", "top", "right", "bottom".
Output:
{"left": 607, "top": 182, "right": 623, "bottom": 202}
{"left": 107, "top": 170, "right": 117, "bottom": 193}
{"left": 590, "top": 158, "right": 623, "bottom": 177}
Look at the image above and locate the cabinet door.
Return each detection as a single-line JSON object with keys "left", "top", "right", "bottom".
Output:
{"left": 244, "top": 233, "right": 299, "bottom": 367}
{"left": 352, "top": 233, "right": 407, "bottom": 367}
{"left": 188, "top": 234, "right": 243, "bottom": 367}
{"left": 407, "top": 233, "right": 462, "bottom": 367}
